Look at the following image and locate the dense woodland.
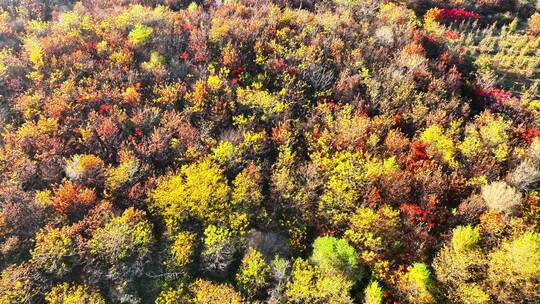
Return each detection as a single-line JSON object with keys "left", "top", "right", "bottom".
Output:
{"left": 0, "top": 0, "right": 539, "bottom": 303}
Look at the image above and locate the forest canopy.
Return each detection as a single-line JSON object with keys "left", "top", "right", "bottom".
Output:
{"left": 0, "top": 0, "right": 539, "bottom": 303}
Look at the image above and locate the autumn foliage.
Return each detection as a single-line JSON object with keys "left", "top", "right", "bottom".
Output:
{"left": 0, "top": 0, "right": 538, "bottom": 303}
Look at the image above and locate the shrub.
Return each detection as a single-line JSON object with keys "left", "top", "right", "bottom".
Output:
{"left": 152, "top": 160, "right": 230, "bottom": 223}
{"left": 141, "top": 51, "right": 165, "bottom": 75}
{"left": 211, "top": 140, "right": 240, "bottom": 168}
{"left": 460, "top": 113, "right": 511, "bottom": 162}
{"left": 88, "top": 207, "right": 153, "bottom": 264}
{"left": 105, "top": 158, "right": 140, "bottom": 193}
{"left": 31, "top": 226, "right": 74, "bottom": 277}
{"left": 237, "top": 87, "right": 286, "bottom": 118}
{"left": 451, "top": 225, "right": 480, "bottom": 252}
{"left": 270, "top": 144, "right": 298, "bottom": 204}
{"left": 474, "top": 87, "right": 514, "bottom": 106}
{"left": 45, "top": 283, "right": 105, "bottom": 304}
{"left": 122, "top": 85, "right": 140, "bottom": 105}
{"left": 87, "top": 208, "right": 153, "bottom": 302}
{"left": 231, "top": 163, "right": 264, "bottom": 221}
{"left": 128, "top": 23, "right": 153, "bottom": 46}
{"left": 236, "top": 247, "right": 270, "bottom": 299}
{"left": 487, "top": 232, "right": 540, "bottom": 302}
{"left": 310, "top": 236, "right": 362, "bottom": 281}
{"left": 169, "top": 231, "right": 195, "bottom": 269}
{"left": 508, "top": 158, "right": 540, "bottom": 190}
{"left": 0, "top": 263, "right": 37, "bottom": 304}
{"left": 51, "top": 180, "right": 96, "bottom": 218}
{"left": 268, "top": 255, "right": 290, "bottom": 303}
{"left": 481, "top": 181, "right": 522, "bottom": 214}
{"left": 153, "top": 82, "right": 185, "bottom": 106}
{"left": 184, "top": 79, "right": 208, "bottom": 112}
{"left": 155, "top": 287, "right": 185, "bottom": 304}
{"left": 188, "top": 279, "right": 242, "bottom": 304}
{"left": 398, "top": 263, "right": 436, "bottom": 304}
{"left": 425, "top": 7, "right": 480, "bottom": 24}
{"left": 420, "top": 125, "right": 457, "bottom": 167}
{"left": 433, "top": 226, "right": 487, "bottom": 302}
{"left": 457, "top": 194, "right": 488, "bottom": 224}
{"left": 201, "top": 225, "right": 238, "bottom": 276}
{"left": 527, "top": 13, "right": 540, "bottom": 36}
{"left": 285, "top": 258, "right": 354, "bottom": 304}
{"left": 150, "top": 159, "right": 231, "bottom": 230}
{"left": 364, "top": 280, "right": 384, "bottom": 304}
{"left": 207, "top": 75, "right": 222, "bottom": 91}
{"left": 317, "top": 151, "right": 365, "bottom": 228}
{"left": 344, "top": 205, "right": 402, "bottom": 264}
{"left": 438, "top": 9, "right": 480, "bottom": 21}
{"left": 455, "top": 283, "right": 490, "bottom": 304}
{"left": 25, "top": 37, "right": 44, "bottom": 70}
{"left": 64, "top": 154, "right": 105, "bottom": 187}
